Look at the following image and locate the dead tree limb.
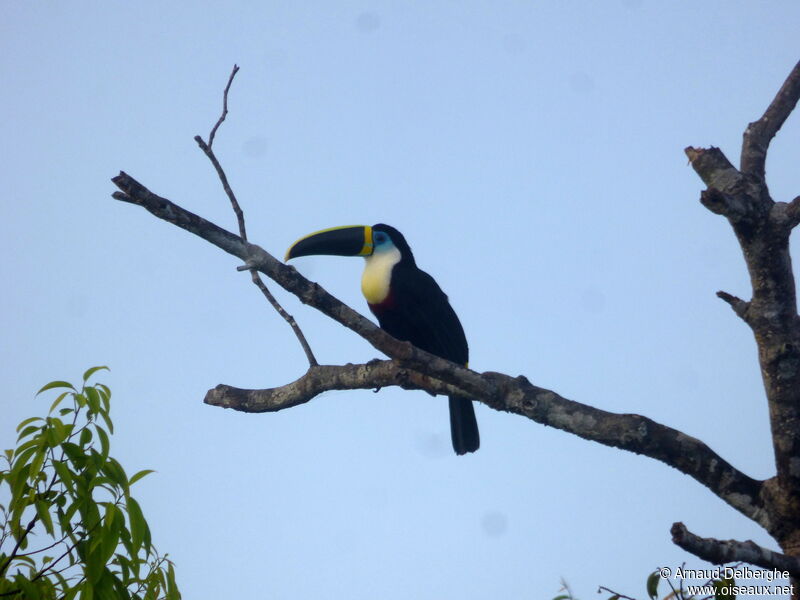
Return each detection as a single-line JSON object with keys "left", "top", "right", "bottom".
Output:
{"left": 111, "top": 171, "right": 766, "bottom": 532}
{"left": 671, "top": 522, "right": 800, "bottom": 579}
{"left": 685, "top": 59, "right": 800, "bottom": 558}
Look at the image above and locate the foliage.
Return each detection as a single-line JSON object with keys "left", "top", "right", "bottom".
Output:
{"left": 0, "top": 367, "right": 180, "bottom": 599}
{"left": 555, "top": 568, "right": 738, "bottom": 600}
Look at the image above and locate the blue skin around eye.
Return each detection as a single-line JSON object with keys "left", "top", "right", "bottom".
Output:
{"left": 373, "top": 232, "right": 393, "bottom": 249}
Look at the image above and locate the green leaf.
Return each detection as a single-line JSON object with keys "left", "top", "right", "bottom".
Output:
{"left": 63, "top": 497, "right": 82, "bottom": 526}
{"left": 28, "top": 448, "right": 46, "bottom": 482}
{"left": 714, "top": 577, "right": 735, "bottom": 600}
{"left": 127, "top": 497, "right": 147, "bottom": 554}
{"left": 166, "top": 561, "right": 178, "bottom": 598}
{"left": 80, "top": 427, "right": 93, "bottom": 447}
{"left": 102, "top": 458, "right": 129, "bottom": 493}
{"left": 9, "top": 468, "right": 34, "bottom": 505}
{"left": 85, "top": 386, "right": 102, "bottom": 417}
{"left": 45, "top": 417, "right": 70, "bottom": 447}
{"left": 94, "top": 509, "right": 122, "bottom": 566}
{"left": 12, "top": 574, "right": 40, "bottom": 600}
{"left": 144, "top": 573, "right": 159, "bottom": 600}
{"left": 61, "top": 442, "right": 87, "bottom": 468}
{"left": 96, "top": 426, "right": 110, "bottom": 460}
{"left": 16, "top": 416, "right": 43, "bottom": 433}
{"left": 53, "top": 570, "right": 71, "bottom": 591}
{"left": 97, "top": 383, "right": 111, "bottom": 400}
{"left": 36, "top": 380, "right": 76, "bottom": 395}
{"left": 99, "top": 409, "right": 114, "bottom": 435}
{"left": 11, "top": 553, "right": 37, "bottom": 568}
{"left": 62, "top": 584, "right": 81, "bottom": 600}
{"left": 83, "top": 580, "right": 95, "bottom": 600}
{"left": 142, "top": 519, "right": 152, "bottom": 552}
{"left": 17, "top": 424, "right": 42, "bottom": 443}
{"left": 118, "top": 527, "right": 135, "bottom": 559}
{"left": 129, "top": 469, "right": 155, "bottom": 487}
{"left": 85, "top": 539, "right": 107, "bottom": 584}
{"left": 110, "top": 570, "right": 132, "bottom": 600}
{"left": 49, "top": 391, "right": 72, "bottom": 415}
{"left": 83, "top": 366, "right": 109, "bottom": 382}
{"left": 35, "top": 498, "right": 55, "bottom": 536}
{"left": 14, "top": 435, "right": 43, "bottom": 459}
{"left": 646, "top": 571, "right": 660, "bottom": 600}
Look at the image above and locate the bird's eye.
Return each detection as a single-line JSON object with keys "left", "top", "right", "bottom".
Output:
{"left": 374, "top": 232, "right": 388, "bottom": 244}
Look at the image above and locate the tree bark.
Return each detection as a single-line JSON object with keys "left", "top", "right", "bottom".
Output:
{"left": 686, "top": 58, "right": 800, "bottom": 597}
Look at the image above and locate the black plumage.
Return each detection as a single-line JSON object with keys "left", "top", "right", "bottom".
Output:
{"left": 368, "top": 224, "right": 480, "bottom": 455}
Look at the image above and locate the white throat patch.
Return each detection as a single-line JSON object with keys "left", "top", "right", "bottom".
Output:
{"left": 361, "top": 247, "right": 402, "bottom": 304}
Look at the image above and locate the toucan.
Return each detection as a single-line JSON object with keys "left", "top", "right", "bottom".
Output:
{"left": 285, "top": 224, "right": 480, "bottom": 455}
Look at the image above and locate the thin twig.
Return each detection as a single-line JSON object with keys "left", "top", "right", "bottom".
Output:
{"left": 195, "top": 66, "right": 319, "bottom": 366}
{"left": 194, "top": 136, "right": 247, "bottom": 240}
{"left": 0, "top": 516, "right": 38, "bottom": 577}
{"left": 597, "top": 585, "right": 638, "bottom": 600}
{"left": 16, "top": 529, "right": 72, "bottom": 557}
{"left": 208, "top": 64, "right": 239, "bottom": 149}
{"left": 664, "top": 566, "right": 680, "bottom": 600}
{"left": 249, "top": 272, "right": 318, "bottom": 365}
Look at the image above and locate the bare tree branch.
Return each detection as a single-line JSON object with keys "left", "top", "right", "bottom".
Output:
{"left": 686, "top": 60, "right": 800, "bottom": 553}
{"left": 110, "top": 172, "right": 492, "bottom": 398}
{"left": 716, "top": 290, "right": 752, "bottom": 323}
{"left": 671, "top": 522, "right": 800, "bottom": 579}
{"left": 194, "top": 66, "right": 319, "bottom": 367}
{"left": 208, "top": 64, "right": 240, "bottom": 149}
{"left": 111, "top": 171, "right": 767, "bottom": 529}
{"left": 684, "top": 147, "right": 766, "bottom": 227}
{"left": 204, "top": 360, "right": 466, "bottom": 412}
{"left": 779, "top": 196, "right": 800, "bottom": 231}
{"left": 741, "top": 59, "right": 800, "bottom": 178}
{"left": 685, "top": 146, "right": 737, "bottom": 190}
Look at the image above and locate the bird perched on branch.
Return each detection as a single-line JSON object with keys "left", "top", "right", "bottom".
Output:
{"left": 285, "top": 223, "right": 479, "bottom": 455}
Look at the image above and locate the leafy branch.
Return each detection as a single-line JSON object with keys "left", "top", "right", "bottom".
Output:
{"left": 0, "top": 368, "right": 180, "bottom": 600}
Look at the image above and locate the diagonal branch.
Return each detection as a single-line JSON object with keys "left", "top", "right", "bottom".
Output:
{"left": 741, "top": 59, "right": 800, "bottom": 178}
{"left": 203, "top": 360, "right": 769, "bottom": 530}
{"left": 671, "top": 522, "right": 800, "bottom": 579}
{"left": 111, "top": 172, "right": 766, "bottom": 528}
{"left": 111, "top": 171, "right": 493, "bottom": 400}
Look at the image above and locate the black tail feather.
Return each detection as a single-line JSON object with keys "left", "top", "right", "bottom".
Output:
{"left": 448, "top": 396, "right": 480, "bottom": 455}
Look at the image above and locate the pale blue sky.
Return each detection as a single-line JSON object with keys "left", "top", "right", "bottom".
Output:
{"left": 2, "top": 2, "right": 799, "bottom": 598}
